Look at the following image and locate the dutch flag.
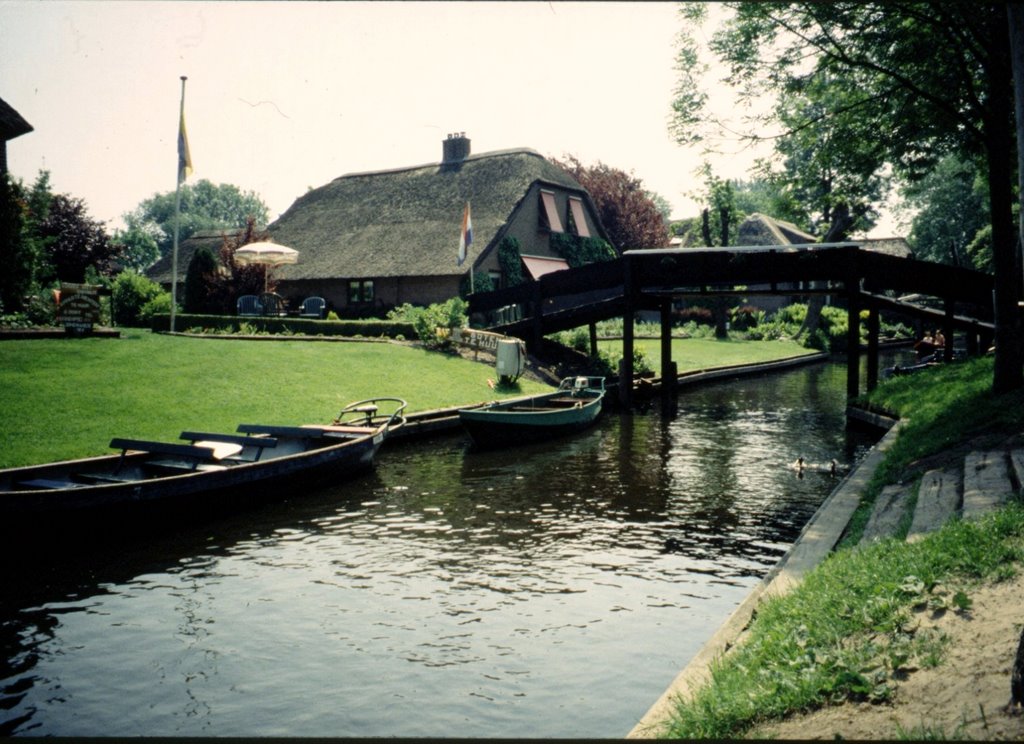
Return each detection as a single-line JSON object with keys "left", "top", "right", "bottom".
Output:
{"left": 458, "top": 201, "right": 472, "bottom": 266}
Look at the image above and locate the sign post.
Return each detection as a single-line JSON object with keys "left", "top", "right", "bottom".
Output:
{"left": 57, "top": 283, "right": 103, "bottom": 336}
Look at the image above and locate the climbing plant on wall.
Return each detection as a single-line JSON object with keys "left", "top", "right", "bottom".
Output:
{"left": 550, "top": 233, "right": 617, "bottom": 268}
{"left": 498, "top": 237, "right": 525, "bottom": 287}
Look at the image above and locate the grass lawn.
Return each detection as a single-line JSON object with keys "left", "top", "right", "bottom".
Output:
{"left": 1, "top": 330, "right": 818, "bottom": 469}
{"left": 598, "top": 336, "right": 816, "bottom": 371}
{"left": 0, "top": 330, "right": 553, "bottom": 468}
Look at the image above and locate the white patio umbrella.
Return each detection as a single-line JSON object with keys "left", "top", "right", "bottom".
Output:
{"left": 234, "top": 241, "right": 299, "bottom": 291}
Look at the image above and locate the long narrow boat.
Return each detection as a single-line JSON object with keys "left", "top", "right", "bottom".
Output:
{"left": 458, "top": 376, "right": 605, "bottom": 449}
{"left": 0, "top": 398, "right": 406, "bottom": 530}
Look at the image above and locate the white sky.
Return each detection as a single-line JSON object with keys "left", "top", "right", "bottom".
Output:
{"left": 1, "top": 1, "right": 897, "bottom": 236}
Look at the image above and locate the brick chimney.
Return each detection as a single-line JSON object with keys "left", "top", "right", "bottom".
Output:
{"left": 442, "top": 132, "right": 471, "bottom": 163}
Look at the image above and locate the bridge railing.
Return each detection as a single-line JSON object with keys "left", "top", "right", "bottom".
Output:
{"left": 468, "top": 258, "right": 624, "bottom": 319}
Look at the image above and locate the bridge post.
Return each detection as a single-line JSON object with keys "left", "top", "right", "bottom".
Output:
{"left": 589, "top": 322, "right": 598, "bottom": 358}
{"left": 660, "top": 298, "right": 676, "bottom": 407}
{"left": 867, "top": 302, "right": 880, "bottom": 392}
{"left": 943, "top": 298, "right": 955, "bottom": 362}
{"left": 529, "top": 282, "right": 544, "bottom": 354}
{"left": 620, "top": 255, "right": 635, "bottom": 408}
{"left": 847, "top": 290, "right": 861, "bottom": 400}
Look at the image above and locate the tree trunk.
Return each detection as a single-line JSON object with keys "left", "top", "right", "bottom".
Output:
{"left": 796, "top": 203, "right": 854, "bottom": 342}
{"left": 990, "top": 9, "right": 1023, "bottom": 394}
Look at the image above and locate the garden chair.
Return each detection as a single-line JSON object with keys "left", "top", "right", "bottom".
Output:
{"left": 237, "top": 295, "right": 262, "bottom": 316}
{"left": 299, "top": 297, "right": 326, "bottom": 319}
{"left": 259, "top": 292, "right": 287, "bottom": 317}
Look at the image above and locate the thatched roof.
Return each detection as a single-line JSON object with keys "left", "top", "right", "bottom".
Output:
{"left": 0, "top": 97, "right": 32, "bottom": 141}
{"left": 146, "top": 229, "right": 234, "bottom": 285}
{"left": 266, "top": 148, "right": 587, "bottom": 281}
{"left": 737, "top": 213, "right": 816, "bottom": 246}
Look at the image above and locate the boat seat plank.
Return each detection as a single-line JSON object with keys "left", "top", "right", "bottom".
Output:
{"left": 317, "top": 424, "right": 378, "bottom": 435}
{"left": 110, "top": 438, "right": 216, "bottom": 461}
{"left": 180, "top": 432, "right": 279, "bottom": 449}
{"left": 17, "top": 478, "right": 87, "bottom": 490}
{"left": 237, "top": 424, "right": 329, "bottom": 439}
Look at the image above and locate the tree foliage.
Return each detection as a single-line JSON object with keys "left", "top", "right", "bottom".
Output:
{"left": 36, "top": 193, "right": 123, "bottom": 285}
{"left": 216, "top": 217, "right": 272, "bottom": 307}
{"left": 0, "top": 174, "right": 32, "bottom": 312}
{"left": 122, "top": 179, "right": 269, "bottom": 262}
{"left": 551, "top": 155, "right": 667, "bottom": 250}
{"left": 184, "top": 246, "right": 223, "bottom": 314}
{"left": 899, "top": 154, "right": 989, "bottom": 267}
{"left": 673, "top": 2, "right": 1021, "bottom": 392}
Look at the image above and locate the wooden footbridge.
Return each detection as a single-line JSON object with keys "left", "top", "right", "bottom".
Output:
{"left": 467, "top": 243, "right": 995, "bottom": 407}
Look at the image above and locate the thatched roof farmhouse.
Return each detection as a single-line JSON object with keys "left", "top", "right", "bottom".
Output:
{"left": 258, "top": 134, "right": 613, "bottom": 313}
{"left": 153, "top": 135, "right": 614, "bottom": 315}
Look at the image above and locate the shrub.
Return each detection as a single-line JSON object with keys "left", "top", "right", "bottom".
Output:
{"left": 112, "top": 270, "right": 165, "bottom": 327}
{"left": 139, "top": 292, "right": 175, "bottom": 325}
{"left": 730, "top": 304, "right": 764, "bottom": 331}
{"left": 386, "top": 299, "right": 469, "bottom": 347}
{"left": 678, "top": 306, "right": 714, "bottom": 326}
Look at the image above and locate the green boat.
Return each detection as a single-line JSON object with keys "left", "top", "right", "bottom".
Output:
{"left": 458, "top": 376, "right": 606, "bottom": 450}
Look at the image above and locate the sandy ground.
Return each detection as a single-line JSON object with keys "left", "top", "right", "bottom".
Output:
{"left": 751, "top": 571, "right": 1024, "bottom": 740}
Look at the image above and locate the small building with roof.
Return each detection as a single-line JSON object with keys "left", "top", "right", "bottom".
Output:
{"left": 0, "top": 96, "right": 33, "bottom": 176}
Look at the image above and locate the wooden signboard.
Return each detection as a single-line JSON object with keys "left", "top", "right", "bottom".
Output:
{"left": 449, "top": 326, "right": 507, "bottom": 353}
{"left": 58, "top": 283, "right": 102, "bottom": 335}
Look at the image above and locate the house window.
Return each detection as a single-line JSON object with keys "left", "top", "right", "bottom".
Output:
{"left": 539, "top": 189, "right": 564, "bottom": 233}
{"left": 348, "top": 279, "right": 375, "bottom": 305}
{"left": 489, "top": 270, "right": 501, "bottom": 289}
{"left": 568, "top": 196, "right": 591, "bottom": 238}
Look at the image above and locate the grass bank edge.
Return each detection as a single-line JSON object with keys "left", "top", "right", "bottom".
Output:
{"left": 659, "top": 503, "right": 1024, "bottom": 739}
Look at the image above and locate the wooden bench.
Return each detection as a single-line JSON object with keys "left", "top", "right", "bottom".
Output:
{"left": 109, "top": 438, "right": 219, "bottom": 473}
{"left": 179, "top": 431, "right": 278, "bottom": 461}
{"left": 237, "top": 424, "right": 330, "bottom": 439}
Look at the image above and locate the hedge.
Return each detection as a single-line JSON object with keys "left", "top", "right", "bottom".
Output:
{"left": 151, "top": 313, "right": 416, "bottom": 339}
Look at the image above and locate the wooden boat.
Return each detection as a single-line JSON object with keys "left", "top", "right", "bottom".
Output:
{"left": 458, "top": 376, "right": 605, "bottom": 449}
{"left": 0, "top": 398, "right": 406, "bottom": 529}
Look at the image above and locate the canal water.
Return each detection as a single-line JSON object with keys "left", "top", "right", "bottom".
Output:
{"left": 0, "top": 358, "right": 883, "bottom": 737}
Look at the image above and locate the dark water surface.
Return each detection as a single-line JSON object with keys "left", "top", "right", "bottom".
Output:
{"left": 1, "top": 359, "right": 881, "bottom": 737}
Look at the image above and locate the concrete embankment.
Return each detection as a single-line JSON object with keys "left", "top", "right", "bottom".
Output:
{"left": 626, "top": 420, "right": 905, "bottom": 738}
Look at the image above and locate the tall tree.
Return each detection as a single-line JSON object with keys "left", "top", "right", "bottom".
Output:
{"left": 551, "top": 155, "right": 668, "bottom": 250}
{"left": 36, "top": 194, "right": 122, "bottom": 285}
{"left": 122, "top": 179, "right": 270, "bottom": 260}
{"left": 673, "top": 2, "right": 1021, "bottom": 392}
{"left": 899, "top": 154, "right": 989, "bottom": 267}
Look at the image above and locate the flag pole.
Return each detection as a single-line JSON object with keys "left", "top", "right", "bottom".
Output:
{"left": 170, "top": 75, "right": 187, "bottom": 333}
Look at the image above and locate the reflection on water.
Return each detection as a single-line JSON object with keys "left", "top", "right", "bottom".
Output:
{"left": 0, "top": 359, "right": 879, "bottom": 737}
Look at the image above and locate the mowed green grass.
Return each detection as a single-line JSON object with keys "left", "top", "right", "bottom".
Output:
{"left": 0, "top": 331, "right": 552, "bottom": 468}
{"left": 598, "top": 336, "right": 816, "bottom": 370}
{"left": 1, "top": 331, "right": 818, "bottom": 469}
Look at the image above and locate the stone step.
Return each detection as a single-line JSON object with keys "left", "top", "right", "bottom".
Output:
{"left": 860, "top": 482, "right": 912, "bottom": 544}
{"left": 906, "top": 469, "right": 960, "bottom": 542}
{"left": 962, "top": 450, "right": 1014, "bottom": 519}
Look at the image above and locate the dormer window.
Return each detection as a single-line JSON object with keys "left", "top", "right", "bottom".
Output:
{"left": 539, "top": 189, "right": 564, "bottom": 233}
{"left": 568, "top": 196, "right": 591, "bottom": 238}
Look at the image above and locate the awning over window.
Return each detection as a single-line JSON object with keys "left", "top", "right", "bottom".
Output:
{"left": 521, "top": 254, "right": 570, "bottom": 280}
{"left": 568, "top": 196, "right": 591, "bottom": 237}
{"left": 540, "top": 190, "right": 564, "bottom": 233}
